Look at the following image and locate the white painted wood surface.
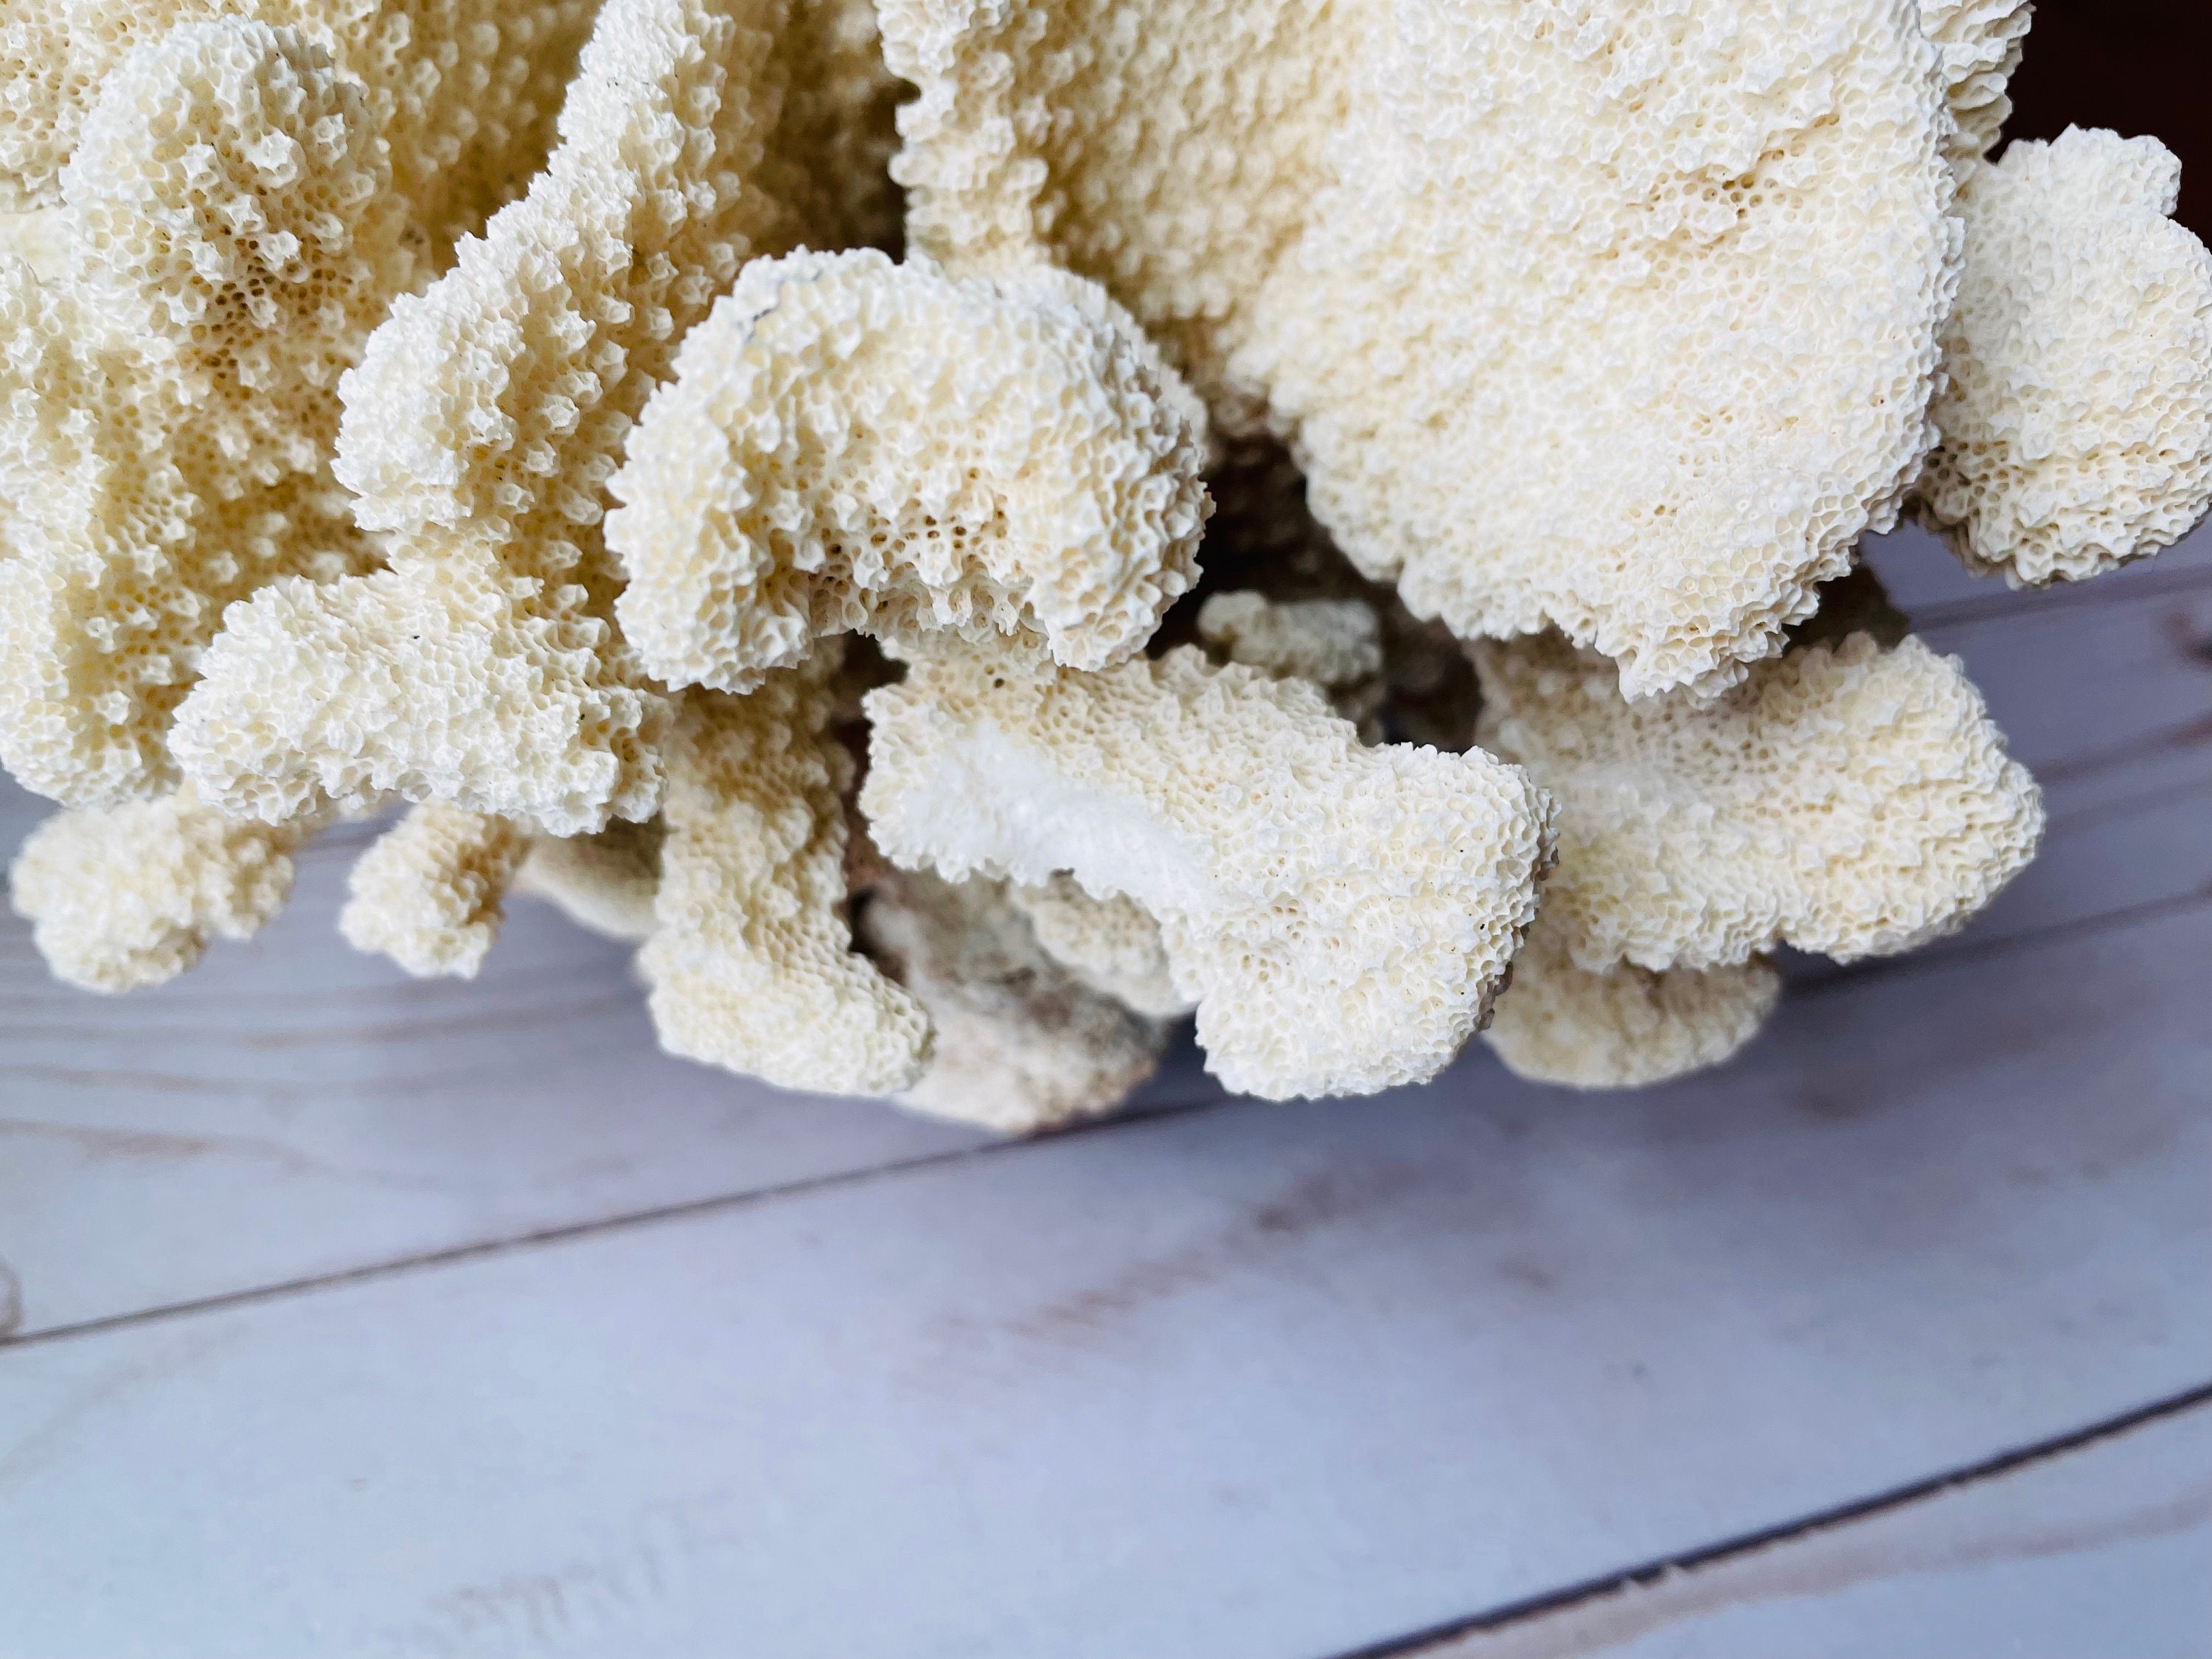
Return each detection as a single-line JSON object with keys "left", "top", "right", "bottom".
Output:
{"left": 0, "top": 522, "right": 2205, "bottom": 1657}
{"left": 1416, "top": 1400, "right": 2212, "bottom": 1659}
{"left": 1, "top": 911, "right": 2205, "bottom": 1658}
{"left": 0, "top": 799, "right": 1220, "bottom": 1338}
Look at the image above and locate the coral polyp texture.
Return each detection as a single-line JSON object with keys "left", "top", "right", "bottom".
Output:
{"left": 4, "top": 0, "right": 2208, "bottom": 1127}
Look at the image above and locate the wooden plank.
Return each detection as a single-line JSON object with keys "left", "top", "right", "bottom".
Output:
{"left": 1399, "top": 1399, "right": 2212, "bottom": 1659}
{"left": 1917, "top": 576, "right": 2212, "bottom": 793}
{"left": 0, "top": 790, "right": 1006, "bottom": 1339}
{"left": 1780, "top": 772, "right": 2211, "bottom": 992}
{"left": 0, "top": 527, "right": 2202, "bottom": 1339}
{"left": 1860, "top": 516, "right": 2211, "bottom": 615}
{"left": 1, "top": 908, "right": 2203, "bottom": 1659}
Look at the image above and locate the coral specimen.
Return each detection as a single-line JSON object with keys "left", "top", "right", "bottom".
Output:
{"left": 858, "top": 866, "right": 1172, "bottom": 1133}
{"left": 8, "top": 786, "right": 327, "bottom": 991}
{"left": 606, "top": 248, "right": 1208, "bottom": 692}
{"left": 1916, "top": 128, "right": 2212, "bottom": 585}
{"left": 860, "top": 644, "right": 1553, "bottom": 1099}
{"left": 4, "top": 0, "right": 2207, "bottom": 1118}
{"left": 340, "top": 805, "right": 532, "bottom": 978}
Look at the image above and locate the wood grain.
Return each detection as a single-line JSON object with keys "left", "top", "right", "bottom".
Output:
{"left": 1, "top": 525, "right": 2202, "bottom": 1342}
{"left": 1399, "top": 1398, "right": 2212, "bottom": 1659}
{"left": 0, "top": 523, "right": 2203, "bottom": 1658}
{"left": 0, "top": 906, "right": 2202, "bottom": 1658}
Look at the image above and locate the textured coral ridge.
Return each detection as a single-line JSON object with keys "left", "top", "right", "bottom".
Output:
{"left": 3, "top": 0, "right": 2208, "bottom": 1126}
{"left": 642, "top": 664, "right": 930, "bottom": 1097}
{"left": 170, "top": 0, "right": 871, "bottom": 835}
{"left": 9, "top": 785, "right": 327, "bottom": 990}
{"left": 1463, "top": 622, "right": 2045, "bottom": 1088}
{"left": 607, "top": 248, "right": 1209, "bottom": 692}
{"left": 1475, "top": 630, "right": 2044, "bottom": 974}
{"left": 1916, "top": 127, "right": 2212, "bottom": 585}
{"left": 862, "top": 644, "right": 1555, "bottom": 1100}
{"left": 884, "top": 0, "right": 1961, "bottom": 699}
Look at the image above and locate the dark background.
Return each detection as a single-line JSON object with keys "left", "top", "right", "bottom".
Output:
{"left": 2006, "top": 0, "right": 2211, "bottom": 235}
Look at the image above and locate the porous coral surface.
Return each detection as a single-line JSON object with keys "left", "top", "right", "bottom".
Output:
{"left": 608, "top": 248, "right": 1208, "bottom": 691}
{"left": 2, "top": 0, "right": 2205, "bottom": 1118}
{"left": 1916, "top": 127, "right": 2212, "bottom": 585}
{"left": 861, "top": 643, "right": 1554, "bottom": 1099}
{"left": 885, "top": 0, "right": 1964, "bottom": 698}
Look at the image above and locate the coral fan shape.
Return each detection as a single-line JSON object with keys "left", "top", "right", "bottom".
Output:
{"left": 7, "top": 785, "right": 324, "bottom": 990}
{"left": 1916, "top": 127, "right": 2212, "bottom": 585}
{"left": 642, "top": 671, "right": 931, "bottom": 1096}
{"left": 862, "top": 644, "right": 1554, "bottom": 1099}
{"left": 172, "top": 0, "right": 888, "bottom": 833}
{"left": 884, "top": 0, "right": 1961, "bottom": 696}
{"left": 608, "top": 248, "right": 1208, "bottom": 692}
{"left": 1473, "top": 629, "right": 2044, "bottom": 973}
{"left": 0, "top": 0, "right": 2185, "bottom": 1120}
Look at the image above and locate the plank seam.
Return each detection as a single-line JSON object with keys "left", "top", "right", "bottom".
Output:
{"left": 0, "top": 1090, "right": 1229, "bottom": 1352}
{"left": 4, "top": 894, "right": 2194, "bottom": 1347}
{"left": 1911, "top": 562, "right": 2212, "bottom": 633}
{"left": 1314, "top": 1380, "right": 2212, "bottom": 1659}
{"left": 1788, "top": 886, "right": 2211, "bottom": 999}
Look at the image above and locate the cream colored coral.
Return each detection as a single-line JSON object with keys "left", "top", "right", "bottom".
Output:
{"left": 516, "top": 818, "right": 664, "bottom": 942}
{"left": 173, "top": 0, "right": 891, "bottom": 834}
{"left": 0, "top": 0, "right": 594, "bottom": 247}
{"left": 860, "top": 867, "right": 1167, "bottom": 1133}
{"left": 1920, "top": 0, "right": 2032, "bottom": 181}
{"left": 1196, "top": 590, "right": 1383, "bottom": 737}
{"left": 1007, "top": 873, "right": 1188, "bottom": 1019}
{"left": 885, "top": 0, "right": 1960, "bottom": 697}
{"left": 0, "top": 207, "right": 62, "bottom": 277}
{"left": 7, "top": 785, "right": 323, "bottom": 990}
{"left": 338, "top": 804, "right": 530, "bottom": 978}
{"left": 0, "top": 21, "right": 410, "bottom": 806}
{"left": 607, "top": 248, "right": 1207, "bottom": 692}
{"left": 1472, "top": 630, "right": 2043, "bottom": 973}
{"left": 1483, "top": 917, "right": 1779, "bottom": 1090}
{"left": 1916, "top": 128, "right": 2212, "bottom": 585}
{"left": 861, "top": 644, "right": 1553, "bottom": 1099}
{"left": 641, "top": 672, "right": 930, "bottom": 1096}
{"left": 0, "top": 0, "right": 598, "bottom": 806}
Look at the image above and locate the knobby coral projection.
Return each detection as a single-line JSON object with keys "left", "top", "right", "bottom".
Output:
{"left": 2, "top": 0, "right": 2206, "bottom": 1127}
